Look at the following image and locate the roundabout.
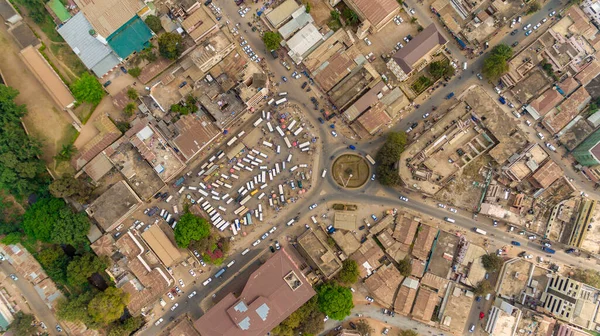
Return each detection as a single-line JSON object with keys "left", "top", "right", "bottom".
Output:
{"left": 331, "top": 153, "right": 370, "bottom": 189}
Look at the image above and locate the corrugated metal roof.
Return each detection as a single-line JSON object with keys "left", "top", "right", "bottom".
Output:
{"left": 58, "top": 13, "right": 120, "bottom": 77}
{"left": 266, "top": 0, "right": 300, "bottom": 27}
{"left": 278, "top": 8, "right": 313, "bottom": 39}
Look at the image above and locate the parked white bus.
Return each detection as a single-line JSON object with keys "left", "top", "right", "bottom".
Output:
{"left": 365, "top": 154, "right": 376, "bottom": 165}
{"left": 275, "top": 98, "right": 287, "bottom": 105}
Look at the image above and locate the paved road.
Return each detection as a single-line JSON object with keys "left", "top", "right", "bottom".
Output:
{"left": 0, "top": 262, "right": 60, "bottom": 335}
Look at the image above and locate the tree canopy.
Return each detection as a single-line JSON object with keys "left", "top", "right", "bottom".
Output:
{"left": 107, "top": 316, "right": 145, "bottom": 336}
{"left": 316, "top": 282, "right": 354, "bottom": 320}
{"left": 481, "top": 253, "right": 504, "bottom": 272}
{"left": 144, "top": 15, "right": 162, "bottom": 33}
{"left": 8, "top": 311, "right": 36, "bottom": 336}
{"left": 375, "top": 132, "right": 407, "bottom": 186}
{"left": 271, "top": 296, "right": 324, "bottom": 336}
{"left": 158, "top": 32, "right": 183, "bottom": 60}
{"left": 37, "top": 245, "right": 69, "bottom": 284}
{"left": 399, "top": 330, "right": 419, "bottom": 336}
{"left": 482, "top": 44, "right": 513, "bottom": 80}
{"left": 49, "top": 174, "right": 92, "bottom": 203}
{"left": 474, "top": 280, "right": 493, "bottom": 295}
{"left": 71, "top": 73, "right": 105, "bottom": 105}
{"left": 338, "top": 259, "right": 359, "bottom": 284}
{"left": 429, "top": 60, "right": 455, "bottom": 79}
{"left": 174, "top": 212, "right": 211, "bottom": 248}
{"left": 67, "top": 253, "right": 109, "bottom": 288}
{"left": 356, "top": 319, "right": 373, "bottom": 336}
{"left": 88, "top": 287, "right": 130, "bottom": 325}
{"left": 57, "top": 291, "right": 96, "bottom": 326}
{"left": 343, "top": 8, "right": 359, "bottom": 24}
{"left": 262, "top": 32, "right": 282, "bottom": 51}
{"left": 21, "top": 197, "right": 91, "bottom": 247}
{"left": 397, "top": 258, "right": 412, "bottom": 277}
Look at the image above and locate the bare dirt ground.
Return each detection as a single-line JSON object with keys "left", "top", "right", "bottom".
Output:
{"left": 435, "top": 154, "right": 492, "bottom": 212}
{"left": 73, "top": 96, "right": 122, "bottom": 149}
{"left": 0, "top": 21, "right": 73, "bottom": 165}
{"left": 305, "top": 0, "right": 332, "bottom": 27}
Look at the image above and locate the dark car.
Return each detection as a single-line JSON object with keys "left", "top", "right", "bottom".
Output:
{"left": 310, "top": 97, "right": 317, "bottom": 103}
{"left": 510, "top": 29, "right": 519, "bottom": 35}
{"left": 411, "top": 122, "right": 418, "bottom": 128}
{"left": 349, "top": 322, "right": 357, "bottom": 329}
{"left": 269, "top": 246, "right": 275, "bottom": 253}
{"left": 270, "top": 50, "right": 278, "bottom": 58}
{"left": 161, "top": 192, "right": 169, "bottom": 199}
{"left": 120, "top": 66, "right": 128, "bottom": 74}
{"left": 103, "top": 80, "right": 112, "bottom": 88}
{"left": 359, "top": 225, "right": 365, "bottom": 230}
{"left": 204, "top": 0, "right": 212, "bottom": 5}
{"left": 179, "top": 81, "right": 188, "bottom": 88}
{"left": 318, "top": 117, "right": 325, "bottom": 124}
{"left": 301, "top": 81, "right": 308, "bottom": 89}
{"left": 512, "top": 41, "right": 519, "bottom": 47}
{"left": 154, "top": 192, "right": 162, "bottom": 199}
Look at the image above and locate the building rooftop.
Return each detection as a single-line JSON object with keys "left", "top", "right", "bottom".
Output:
{"left": 297, "top": 229, "right": 343, "bottom": 279}
{"left": 411, "top": 287, "right": 439, "bottom": 322}
{"left": 351, "top": 239, "right": 385, "bottom": 278}
{"left": 412, "top": 224, "right": 438, "bottom": 261}
{"left": 73, "top": 0, "right": 146, "bottom": 37}
{"left": 73, "top": 115, "right": 122, "bottom": 170}
{"left": 57, "top": 13, "right": 121, "bottom": 78}
{"left": 394, "top": 277, "right": 418, "bottom": 315}
{"left": 82, "top": 153, "right": 114, "bottom": 182}
{"left": 343, "top": 81, "right": 387, "bottom": 121}
{"left": 391, "top": 24, "right": 447, "bottom": 73}
{"left": 287, "top": 23, "right": 325, "bottom": 64}
{"left": 543, "top": 86, "right": 591, "bottom": 134}
{"left": 9, "top": 23, "right": 39, "bottom": 49}
{"left": 364, "top": 264, "right": 403, "bottom": 307}
{"left": 181, "top": 6, "right": 218, "bottom": 42}
{"left": 19, "top": 45, "right": 75, "bottom": 109}
{"left": 313, "top": 52, "right": 356, "bottom": 92}
{"left": 528, "top": 88, "right": 564, "bottom": 119}
{"left": 107, "top": 15, "right": 153, "bottom": 59}
{"left": 194, "top": 249, "right": 316, "bottom": 336}
{"left": 345, "top": 0, "right": 399, "bottom": 28}
{"left": 0, "top": 0, "right": 19, "bottom": 22}
{"left": 334, "top": 212, "right": 357, "bottom": 231}
{"left": 166, "top": 316, "right": 201, "bottom": 336}
{"left": 393, "top": 213, "right": 419, "bottom": 245}
{"left": 558, "top": 76, "right": 580, "bottom": 96}
{"left": 356, "top": 104, "right": 391, "bottom": 135}
{"left": 265, "top": 0, "right": 300, "bottom": 28}
{"left": 86, "top": 180, "right": 142, "bottom": 231}
{"left": 141, "top": 225, "right": 182, "bottom": 267}
{"left": 278, "top": 7, "right": 313, "bottom": 40}
{"left": 531, "top": 159, "right": 563, "bottom": 188}
{"left": 172, "top": 113, "right": 221, "bottom": 162}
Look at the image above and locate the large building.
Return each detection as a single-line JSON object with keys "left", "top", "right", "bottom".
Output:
{"left": 573, "top": 128, "right": 600, "bottom": 166}
{"left": 540, "top": 274, "right": 600, "bottom": 329}
{"left": 295, "top": 229, "right": 342, "bottom": 279}
{"left": 387, "top": 24, "right": 447, "bottom": 81}
{"left": 342, "top": 0, "right": 399, "bottom": 32}
{"left": 86, "top": 180, "right": 142, "bottom": 232}
{"left": 194, "top": 249, "right": 315, "bottom": 336}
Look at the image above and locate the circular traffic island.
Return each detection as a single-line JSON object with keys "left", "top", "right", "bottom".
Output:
{"left": 331, "top": 154, "right": 370, "bottom": 189}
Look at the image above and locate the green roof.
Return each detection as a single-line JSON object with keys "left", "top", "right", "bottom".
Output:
{"left": 107, "top": 15, "right": 153, "bottom": 59}
{"left": 47, "top": 0, "right": 71, "bottom": 22}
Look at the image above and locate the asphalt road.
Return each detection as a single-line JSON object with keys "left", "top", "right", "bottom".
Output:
{"left": 0, "top": 262, "right": 60, "bottom": 335}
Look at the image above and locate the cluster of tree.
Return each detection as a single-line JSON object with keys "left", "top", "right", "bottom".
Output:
{"left": 15, "top": 0, "right": 50, "bottom": 24}
{"left": 123, "top": 87, "right": 140, "bottom": 116}
{"left": 0, "top": 85, "right": 49, "bottom": 197}
{"left": 482, "top": 44, "right": 513, "bottom": 80}
{"left": 170, "top": 95, "right": 199, "bottom": 115}
{"left": 571, "top": 268, "right": 600, "bottom": 288}
{"left": 375, "top": 132, "right": 407, "bottom": 186}
{"left": 71, "top": 73, "right": 105, "bottom": 105}
{"left": 429, "top": 60, "right": 455, "bottom": 79}
{"left": 158, "top": 32, "right": 183, "bottom": 60}
{"left": 7, "top": 311, "right": 36, "bottom": 336}
{"left": 473, "top": 280, "right": 493, "bottom": 295}
{"left": 128, "top": 67, "right": 142, "bottom": 78}
{"left": 316, "top": 282, "right": 354, "bottom": 320}
{"left": 37, "top": 246, "right": 109, "bottom": 289}
{"left": 107, "top": 316, "right": 145, "bottom": 336}
{"left": 271, "top": 296, "right": 325, "bottom": 336}
{"left": 263, "top": 32, "right": 282, "bottom": 51}
{"left": 49, "top": 174, "right": 93, "bottom": 203}
{"left": 411, "top": 75, "right": 433, "bottom": 94}
{"left": 139, "top": 46, "right": 158, "bottom": 63}
{"left": 540, "top": 60, "right": 558, "bottom": 81}
{"left": 57, "top": 286, "right": 130, "bottom": 327}
{"left": 174, "top": 212, "right": 210, "bottom": 247}
{"left": 399, "top": 330, "right": 419, "bottom": 336}
{"left": 144, "top": 15, "right": 162, "bottom": 33}
{"left": 397, "top": 257, "right": 412, "bottom": 277}
{"left": 526, "top": 1, "right": 541, "bottom": 14}
{"left": 481, "top": 253, "right": 504, "bottom": 272}
{"left": 337, "top": 259, "right": 359, "bottom": 284}
{"left": 343, "top": 8, "right": 359, "bottom": 25}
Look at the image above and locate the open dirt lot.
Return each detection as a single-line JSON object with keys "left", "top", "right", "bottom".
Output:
{"left": 0, "top": 22, "right": 74, "bottom": 165}
{"left": 435, "top": 154, "right": 492, "bottom": 212}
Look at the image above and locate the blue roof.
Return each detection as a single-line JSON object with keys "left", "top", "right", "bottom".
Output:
{"left": 107, "top": 15, "right": 153, "bottom": 59}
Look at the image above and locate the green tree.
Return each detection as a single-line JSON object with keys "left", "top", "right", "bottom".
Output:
{"left": 123, "top": 102, "right": 137, "bottom": 116}
{"left": 127, "top": 88, "right": 139, "bottom": 100}
{"left": 128, "top": 67, "right": 142, "bottom": 78}
{"left": 67, "top": 253, "right": 109, "bottom": 288}
{"left": 71, "top": 73, "right": 105, "bottom": 105}
{"left": 140, "top": 46, "right": 158, "bottom": 62}
{"left": 57, "top": 291, "right": 95, "bottom": 325}
{"left": 338, "top": 259, "right": 359, "bottom": 284}
{"left": 410, "top": 17, "right": 417, "bottom": 23}
{"left": 107, "top": 316, "right": 145, "bottom": 336}
{"left": 399, "top": 330, "right": 419, "bottom": 336}
{"left": 527, "top": 1, "right": 540, "bottom": 14}
{"left": 174, "top": 212, "right": 211, "bottom": 248}
{"left": 305, "top": 2, "right": 311, "bottom": 13}
{"left": 356, "top": 319, "right": 373, "bottom": 336}
{"left": 375, "top": 132, "right": 407, "bottom": 186}
{"left": 272, "top": 296, "right": 324, "bottom": 336}
{"left": 330, "top": 10, "right": 340, "bottom": 21}
{"left": 397, "top": 258, "right": 412, "bottom": 277}
{"left": 8, "top": 311, "right": 36, "bottom": 335}
{"left": 411, "top": 75, "right": 432, "bottom": 93}
{"left": 54, "top": 144, "right": 77, "bottom": 161}
{"left": 343, "top": 8, "right": 359, "bottom": 24}
{"left": 37, "top": 246, "right": 69, "bottom": 284}
{"left": 49, "top": 174, "right": 92, "bottom": 202}
{"left": 429, "top": 60, "right": 455, "bottom": 79}
{"left": 481, "top": 253, "right": 504, "bottom": 272}
{"left": 19, "top": 0, "right": 48, "bottom": 23}
{"left": 144, "top": 15, "right": 162, "bottom": 33}
{"left": 158, "top": 32, "right": 183, "bottom": 60}
{"left": 88, "top": 287, "right": 130, "bottom": 325}
{"left": 482, "top": 44, "right": 513, "bottom": 80}
{"left": 474, "top": 280, "right": 493, "bottom": 295}
{"left": 316, "top": 282, "right": 354, "bottom": 320}
{"left": 263, "top": 32, "right": 282, "bottom": 50}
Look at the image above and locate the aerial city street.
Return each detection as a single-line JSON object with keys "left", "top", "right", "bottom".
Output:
{"left": 3, "top": 0, "right": 600, "bottom": 335}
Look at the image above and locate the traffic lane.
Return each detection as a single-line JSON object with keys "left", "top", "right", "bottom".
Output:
{"left": 498, "top": 0, "right": 562, "bottom": 47}
{"left": 0, "top": 263, "right": 60, "bottom": 335}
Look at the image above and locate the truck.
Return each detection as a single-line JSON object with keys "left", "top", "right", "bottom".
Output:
{"left": 173, "top": 176, "right": 185, "bottom": 187}
{"left": 542, "top": 246, "right": 556, "bottom": 254}
{"left": 445, "top": 92, "right": 455, "bottom": 100}
{"left": 214, "top": 268, "right": 226, "bottom": 278}
{"left": 474, "top": 228, "right": 487, "bottom": 235}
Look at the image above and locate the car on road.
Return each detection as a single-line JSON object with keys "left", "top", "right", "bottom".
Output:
{"left": 406, "top": 126, "right": 413, "bottom": 133}
{"left": 545, "top": 142, "right": 556, "bottom": 151}
{"left": 167, "top": 292, "right": 174, "bottom": 300}
{"left": 510, "top": 29, "right": 519, "bottom": 36}
{"left": 252, "top": 239, "right": 261, "bottom": 246}
{"left": 363, "top": 37, "right": 372, "bottom": 46}
{"left": 281, "top": 76, "right": 287, "bottom": 82}
{"left": 382, "top": 328, "right": 389, "bottom": 335}
{"left": 542, "top": 18, "right": 548, "bottom": 23}
{"left": 528, "top": 235, "right": 537, "bottom": 240}
{"left": 301, "top": 82, "right": 308, "bottom": 89}
{"left": 512, "top": 41, "right": 519, "bottom": 47}
{"left": 525, "top": 30, "right": 532, "bottom": 36}
{"left": 549, "top": 10, "right": 556, "bottom": 17}
{"left": 56, "top": 325, "right": 63, "bottom": 332}
{"left": 409, "top": 8, "right": 415, "bottom": 14}
{"left": 493, "top": 220, "right": 498, "bottom": 226}
{"left": 331, "top": 130, "right": 338, "bottom": 137}
{"left": 317, "top": 117, "right": 325, "bottom": 124}
{"left": 533, "top": 23, "right": 541, "bottom": 30}
{"left": 371, "top": 174, "right": 376, "bottom": 181}
{"left": 399, "top": 195, "right": 408, "bottom": 202}
{"left": 9, "top": 274, "right": 17, "bottom": 281}
{"left": 179, "top": 279, "right": 185, "bottom": 287}
{"left": 422, "top": 112, "right": 430, "bottom": 118}
{"left": 349, "top": 322, "right": 357, "bottom": 329}
{"left": 511, "top": 241, "right": 521, "bottom": 246}
{"left": 309, "top": 203, "right": 318, "bottom": 210}
{"left": 349, "top": 145, "right": 356, "bottom": 150}
{"left": 438, "top": 203, "right": 446, "bottom": 208}
{"left": 566, "top": 248, "right": 577, "bottom": 254}
{"left": 171, "top": 303, "right": 179, "bottom": 311}
{"left": 395, "top": 42, "right": 403, "bottom": 50}
{"left": 269, "top": 226, "right": 277, "bottom": 234}
{"left": 334, "top": 325, "right": 342, "bottom": 332}
{"left": 203, "top": 278, "right": 212, "bottom": 286}
{"left": 371, "top": 214, "right": 378, "bottom": 221}
{"left": 477, "top": 73, "right": 483, "bottom": 80}
{"left": 155, "top": 318, "right": 164, "bottom": 326}
{"left": 449, "top": 208, "right": 457, "bottom": 213}
{"left": 543, "top": 242, "right": 552, "bottom": 248}
{"left": 523, "top": 23, "right": 532, "bottom": 30}
{"left": 188, "top": 291, "right": 197, "bottom": 298}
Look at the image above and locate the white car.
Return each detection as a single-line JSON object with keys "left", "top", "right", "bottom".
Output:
{"left": 399, "top": 195, "right": 408, "bottom": 202}
{"left": 449, "top": 208, "right": 457, "bottom": 213}
{"left": 179, "top": 279, "right": 185, "bottom": 287}
{"left": 269, "top": 226, "right": 277, "bottom": 234}
{"left": 171, "top": 303, "right": 179, "bottom": 311}
{"left": 275, "top": 241, "right": 281, "bottom": 250}
{"left": 393, "top": 16, "right": 402, "bottom": 25}
{"left": 438, "top": 203, "right": 446, "bottom": 208}
{"left": 188, "top": 291, "right": 197, "bottom": 298}
{"left": 528, "top": 235, "right": 537, "bottom": 240}
{"left": 203, "top": 278, "right": 212, "bottom": 286}
{"left": 523, "top": 23, "right": 532, "bottom": 30}
{"left": 167, "top": 292, "right": 175, "bottom": 300}
{"left": 542, "top": 18, "right": 547, "bottom": 23}
{"left": 261, "top": 232, "right": 269, "bottom": 240}
{"left": 549, "top": 10, "right": 556, "bottom": 17}
{"left": 409, "top": 8, "right": 415, "bottom": 15}
{"left": 252, "top": 239, "right": 261, "bottom": 246}
{"left": 422, "top": 113, "right": 430, "bottom": 118}
{"left": 366, "top": 296, "right": 374, "bottom": 302}
{"left": 175, "top": 286, "right": 182, "bottom": 294}
{"left": 309, "top": 203, "right": 318, "bottom": 210}
{"left": 331, "top": 131, "right": 338, "bottom": 137}
{"left": 189, "top": 269, "right": 196, "bottom": 277}
{"left": 524, "top": 254, "right": 533, "bottom": 259}
{"left": 200, "top": 260, "right": 206, "bottom": 267}
{"left": 363, "top": 37, "right": 372, "bottom": 46}
{"left": 155, "top": 318, "right": 164, "bottom": 326}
